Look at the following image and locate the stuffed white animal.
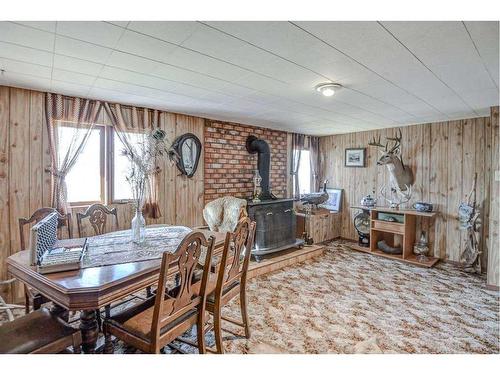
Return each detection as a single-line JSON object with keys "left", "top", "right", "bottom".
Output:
{"left": 203, "top": 196, "right": 247, "bottom": 233}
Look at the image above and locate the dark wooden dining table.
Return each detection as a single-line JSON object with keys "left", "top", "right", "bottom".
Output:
{"left": 6, "top": 227, "right": 226, "bottom": 353}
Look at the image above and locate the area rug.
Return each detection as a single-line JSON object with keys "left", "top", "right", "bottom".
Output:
{"left": 2, "top": 241, "right": 499, "bottom": 354}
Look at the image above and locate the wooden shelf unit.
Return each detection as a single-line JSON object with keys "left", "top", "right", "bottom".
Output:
{"left": 350, "top": 206, "right": 439, "bottom": 268}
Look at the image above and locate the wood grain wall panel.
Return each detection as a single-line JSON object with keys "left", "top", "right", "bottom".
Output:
{"left": 0, "top": 87, "right": 10, "bottom": 297}
{"left": 29, "top": 91, "right": 44, "bottom": 215}
{"left": 487, "top": 106, "right": 499, "bottom": 287}
{"left": 159, "top": 112, "right": 177, "bottom": 225}
{"left": 174, "top": 114, "right": 205, "bottom": 227}
{"left": 8, "top": 88, "right": 31, "bottom": 300}
{"left": 319, "top": 116, "right": 497, "bottom": 270}
{"left": 429, "top": 122, "right": 449, "bottom": 259}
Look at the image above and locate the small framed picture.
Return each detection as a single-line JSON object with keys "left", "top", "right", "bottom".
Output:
{"left": 345, "top": 148, "right": 366, "bottom": 167}
{"left": 320, "top": 188, "right": 343, "bottom": 212}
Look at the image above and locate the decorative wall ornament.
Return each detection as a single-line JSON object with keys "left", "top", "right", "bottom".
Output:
{"left": 169, "top": 133, "right": 202, "bottom": 178}
{"left": 345, "top": 148, "right": 366, "bottom": 167}
{"left": 369, "top": 128, "right": 414, "bottom": 209}
{"left": 368, "top": 129, "right": 414, "bottom": 191}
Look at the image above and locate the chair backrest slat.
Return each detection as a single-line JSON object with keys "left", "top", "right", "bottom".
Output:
{"left": 150, "top": 231, "right": 215, "bottom": 342}
{"left": 216, "top": 218, "right": 256, "bottom": 298}
{"left": 76, "top": 204, "right": 118, "bottom": 237}
{"left": 19, "top": 208, "right": 73, "bottom": 250}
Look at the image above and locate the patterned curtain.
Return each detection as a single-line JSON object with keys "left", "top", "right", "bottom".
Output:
{"left": 103, "top": 102, "right": 162, "bottom": 219}
{"left": 45, "top": 93, "right": 102, "bottom": 214}
{"left": 309, "top": 136, "right": 320, "bottom": 192}
{"left": 291, "top": 133, "right": 305, "bottom": 199}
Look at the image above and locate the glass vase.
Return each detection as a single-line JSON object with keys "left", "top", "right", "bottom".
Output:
{"left": 131, "top": 208, "right": 146, "bottom": 244}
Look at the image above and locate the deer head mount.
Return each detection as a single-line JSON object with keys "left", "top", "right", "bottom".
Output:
{"left": 368, "top": 128, "right": 414, "bottom": 191}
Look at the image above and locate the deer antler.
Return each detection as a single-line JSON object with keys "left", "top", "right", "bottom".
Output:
{"left": 386, "top": 128, "right": 402, "bottom": 154}
{"left": 368, "top": 135, "right": 387, "bottom": 151}
{"left": 379, "top": 183, "right": 412, "bottom": 209}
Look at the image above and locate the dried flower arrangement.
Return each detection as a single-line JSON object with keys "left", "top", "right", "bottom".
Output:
{"left": 120, "top": 128, "right": 178, "bottom": 242}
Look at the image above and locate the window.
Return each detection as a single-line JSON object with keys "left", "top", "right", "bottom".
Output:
{"left": 296, "top": 149, "right": 311, "bottom": 194}
{"left": 57, "top": 123, "right": 146, "bottom": 206}
{"left": 111, "top": 131, "right": 144, "bottom": 202}
{"left": 58, "top": 124, "right": 104, "bottom": 205}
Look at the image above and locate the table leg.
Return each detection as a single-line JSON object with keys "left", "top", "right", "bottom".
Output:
{"left": 80, "top": 310, "right": 99, "bottom": 354}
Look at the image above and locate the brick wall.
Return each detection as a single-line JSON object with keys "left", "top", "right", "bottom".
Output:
{"left": 204, "top": 120, "right": 289, "bottom": 203}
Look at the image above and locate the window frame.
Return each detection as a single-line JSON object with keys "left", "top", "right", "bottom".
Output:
{"left": 60, "top": 122, "right": 106, "bottom": 207}
{"left": 107, "top": 127, "right": 142, "bottom": 204}
{"left": 64, "top": 123, "right": 147, "bottom": 207}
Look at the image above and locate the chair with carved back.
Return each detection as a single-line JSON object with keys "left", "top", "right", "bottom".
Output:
{"left": 0, "top": 307, "right": 82, "bottom": 354}
{"left": 18, "top": 207, "right": 73, "bottom": 313}
{"left": 76, "top": 203, "right": 119, "bottom": 238}
{"left": 206, "top": 217, "right": 256, "bottom": 354}
{"left": 102, "top": 231, "right": 216, "bottom": 354}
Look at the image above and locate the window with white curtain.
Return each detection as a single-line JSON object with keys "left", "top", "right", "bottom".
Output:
{"left": 297, "top": 149, "right": 311, "bottom": 194}
{"left": 57, "top": 123, "right": 146, "bottom": 205}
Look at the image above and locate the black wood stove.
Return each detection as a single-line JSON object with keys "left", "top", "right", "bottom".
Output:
{"left": 246, "top": 136, "right": 304, "bottom": 261}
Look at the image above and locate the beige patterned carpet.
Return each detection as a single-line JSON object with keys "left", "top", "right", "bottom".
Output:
{"left": 2, "top": 241, "right": 499, "bottom": 354}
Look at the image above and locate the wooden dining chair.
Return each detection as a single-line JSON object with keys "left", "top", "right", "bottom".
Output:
{"left": 0, "top": 307, "right": 82, "bottom": 354}
{"left": 102, "top": 231, "right": 216, "bottom": 354}
{"left": 18, "top": 207, "right": 73, "bottom": 313}
{"left": 76, "top": 203, "right": 119, "bottom": 238}
{"left": 206, "top": 217, "right": 256, "bottom": 354}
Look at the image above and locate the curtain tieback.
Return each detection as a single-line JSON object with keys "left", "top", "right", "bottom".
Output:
{"left": 45, "top": 167, "right": 67, "bottom": 178}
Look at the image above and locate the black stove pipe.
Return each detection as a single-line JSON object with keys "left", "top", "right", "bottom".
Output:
{"left": 246, "top": 135, "right": 275, "bottom": 200}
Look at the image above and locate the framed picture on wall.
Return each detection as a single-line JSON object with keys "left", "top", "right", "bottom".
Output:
{"left": 345, "top": 148, "right": 366, "bottom": 167}
{"left": 320, "top": 188, "right": 343, "bottom": 212}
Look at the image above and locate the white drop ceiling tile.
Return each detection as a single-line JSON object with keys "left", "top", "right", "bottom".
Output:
{"left": 56, "top": 22, "right": 125, "bottom": 49}
{"left": 463, "top": 22, "right": 499, "bottom": 56}
{"left": 162, "top": 47, "right": 246, "bottom": 82}
{"left": 106, "top": 50, "right": 159, "bottom": 74}
{"left": 0, "top": 41, "right": 53, "bottom": 66}
{"left": 430, "top": 63, "right": 496, "bottom": 94}
{"left": 53, "top": 55, "right": 103, "bottom": 76}
{"left": 55, "top": 36, "right": 112, "bottom": 63}
{"left": 50, "top": 80, "right": 92, "bottom": 97}
{"left": 127, "top": 21, "right": 200, "bottom": 45}
{"left": 52, "top": 68, "right": 95, "bottom": 86}
{"left": 205, "top": 21, "right": 352, "bottom": 82}
{"left": 381, "top": 21, "right": 481, "bottom": 68}
{"left": 16, "top": 21, "right": 57, "bottom": 33}
{"left": 106, "top": 21, "right": 130, "bottom": 28}
{"left": 93, "top": 77, "right": 197, "bottom": 106}
{"left": 0, "top": 71, "right": 52, "bottom": 92}
{"left": 0, "top": 57, "right": 52, "bottom": 79}
{"left": 114, "top": 30, "right": 178, "bottom": 63}
{"left": 100, "top": 65, "right": 221, "bottom": 101}
{"left": 0, "top": 22, "right": 54, "bottom": 51}
{"left": 460, "top": 88, "right": 500, "bottom": 110}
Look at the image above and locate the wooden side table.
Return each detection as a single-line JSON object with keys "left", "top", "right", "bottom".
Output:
{"left": 296, "top": 209, "right": 341, "bottom": 244}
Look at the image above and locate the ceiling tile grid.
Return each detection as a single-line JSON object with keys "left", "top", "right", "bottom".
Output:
{"left": 0, "top": 21, "right": 498, "bottom": 135}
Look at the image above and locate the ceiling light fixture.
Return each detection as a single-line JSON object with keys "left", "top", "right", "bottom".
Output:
{"left": 315, "top": 83, "right": 342, "bottom": 97}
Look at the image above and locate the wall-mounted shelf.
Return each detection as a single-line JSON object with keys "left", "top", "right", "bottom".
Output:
{"left": 350, "top": 206, "right": 439, "bottom": 268}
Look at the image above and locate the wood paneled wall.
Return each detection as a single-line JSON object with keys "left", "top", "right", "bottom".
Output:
{"left": 486, "top": 107, "right": 499, "bottom": 288}
{"left": 319, "top": 114, "right": 499, "bottom": 283}
{"left": 0, "top": 86, "right": 206, "bottom": 300}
